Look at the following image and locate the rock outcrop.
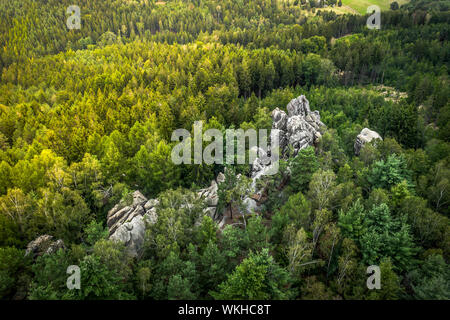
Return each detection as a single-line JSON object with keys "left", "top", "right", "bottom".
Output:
{"left": 108, "top": 95, "right": 325, "bottom": 252}
{"left": 25, "top": 235, "right": 65, "bottom": 259}
{"left": 107, "top": 191, "right": 158, "bottom": 257}
{"left": 197, "top": 172, "right": 225, "bottom": 221}
{"left": 354, "top": 128, "right": 382, "bottom": 155}
{"left": 274, "top": 95, "right": 325, "bottom": 157}
{"left": 250, "top": 95, "right": 325, "bottom": 186}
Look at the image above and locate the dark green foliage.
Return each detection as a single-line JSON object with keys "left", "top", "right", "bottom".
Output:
{"left": 407, "top": 254, "right": 450, "bottom": 300}
{"left": 0, "top": 247, "right": 30, "bottom": 299}
{"left": 367, "top": 154, "right": 413, "bottom": 191}
{"left": 211, "top": 249, "right": 291, "bottom": 300}
{"left": 288, "top": 146, "right": 319, "bottom": 193}
{"left": 362, "top": 204, "right": 415, "bottom": 271}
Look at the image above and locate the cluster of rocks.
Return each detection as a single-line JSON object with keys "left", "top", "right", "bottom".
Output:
{"left": 107, "top": 191, "right": 158, "bottom": 257}
{"left": 104, "top": 95, "right": 383, "bottom": 257}
{"left": 354, "top": 128, "right": 383, "bottom": 155}
{"left": 25, "top": 235, "right": 65, "bottom": 259}
{"left": 24, "top": 95, "right": 384, "bottom": 260}
{"left": 250, "top": 95, "right": 325, "bottom": 185}
{"left": 274, "top": 95, "right": 325, "bottom": 157}
{"left": 197, "top": 172, "right": 224, "bottom": 221}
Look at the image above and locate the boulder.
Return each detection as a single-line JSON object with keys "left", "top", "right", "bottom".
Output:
{"left": 197, "top": 173, "right": 227, "bottom": 221}
{"left": 144, "top": 199, "right": 159, "bottom": 211}
{"left": 354, "top": 128, "right": 382, "bottom": 155}
{"left": 287, "top": 94, "right": 312, "bottom": 117}
{"left": 107, "top": 191, "right": 158, "bottom": 257}
{"left": 25, "top": 235, "right": 65, "bottom": 259}
{"left": 110, "top": 215, "right": 146, "bottom": 258}
{"left": 216, "top": 172, "right": 225, "bottom": 184}
{"left": 145, "top": 206, "right": 158, "bottom": 225}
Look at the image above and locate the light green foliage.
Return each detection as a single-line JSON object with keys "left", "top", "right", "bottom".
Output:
{"left": 195, "top": 215, "right": 218, "bottom": 253}
{"left": 145, "top": 188, "right": 205, "bottom": 258}
{"left": 284, "top": 226, "right": 313, "bottom": 275}
{"left": 308, "top": 169, "right": 338, "bottom": 211}
{"left": 83, "top": 220, "right": 108, "bottom": 247}
{"left": 74, "top": 254, "right": 134, "bottom": 300}
{"left": 136, "top": 266, "right": 151, "bottom": 299}
{"left": 367, "top": 154, "right": 412, "bottom": 191}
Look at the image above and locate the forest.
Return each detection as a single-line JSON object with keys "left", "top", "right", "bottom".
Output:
{"left": 0, "top": 0, "right": 449, "bottom": 300}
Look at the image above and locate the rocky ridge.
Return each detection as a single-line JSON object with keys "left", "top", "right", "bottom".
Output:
{"left": 250, "top": 95, "right": 325, "bottom": 186}
{"left": 107, "top": 95, "right": 326, "bottom": 256}
{"left": 106, "top": 191, "right": 158, "bottom": 257}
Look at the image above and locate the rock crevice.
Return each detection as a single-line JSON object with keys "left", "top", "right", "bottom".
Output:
{"left": 107, "top": 191, "right": 158, "bottom": 257}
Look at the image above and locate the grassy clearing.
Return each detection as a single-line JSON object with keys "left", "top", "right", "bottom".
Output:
{"left": 342, "top": 0, "right": 410, "bottom": 14}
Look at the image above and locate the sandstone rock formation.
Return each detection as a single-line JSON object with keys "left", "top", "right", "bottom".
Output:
{"left": 25, "top": 235, "right": 65, "bottom": 259}
{"left": 108, "top": 95, "right": 325, "bottom": 253}
{"left": 107, "top": 191, "right": 158, "bottom": 257}
{"left": 250, "top": 95, "right": 325, "bottom": 186}
{"left": 274, "top": 95, "right": 325, "bottom": 157}
{"left": 108, "top": 177, "right": 228, "bottom": 256}
{"left": 197, "top": 172, "right": 225, "bottom": 220}
{"left": 354, "top": 128, "right": 382, "bottom": 155}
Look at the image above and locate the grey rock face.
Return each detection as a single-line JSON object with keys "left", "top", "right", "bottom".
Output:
{"left": 216, "top": 172, "right": 225, "bottom": 184}
{"left": 275, "top": 95, "right": 325, "bottom": 157}
{"left": 287, "top": 94, "right": 311, "bottom": 117}
{"left": 25, "top": 235, "right": 65, "bottom": 258}
{"left": 197, "top": 174, "right": 226, "bottom": 220}
{"left": 110, "top": 215, "right": 146, "bottom": 258}
{"left": 107, "top": 191, "right": 158, "bottom": 257}
{"left": 108, "top": 175, "right": 228, "bottom": 255}
{"left": 250, "top": 95, "right": 325, "bottom": 183}
{"left": 272, "top": 108, "right": 288, "bottom": 130}
{"left": 242, "top": 197, "right": 258, "bottom": 214}
{"left": 354, "top": 128, "right": 382, "bottom": 155}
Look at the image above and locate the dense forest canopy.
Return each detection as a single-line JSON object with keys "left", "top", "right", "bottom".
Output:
{"left": 0, "top": 0, "right": 449, "bottom": 300}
